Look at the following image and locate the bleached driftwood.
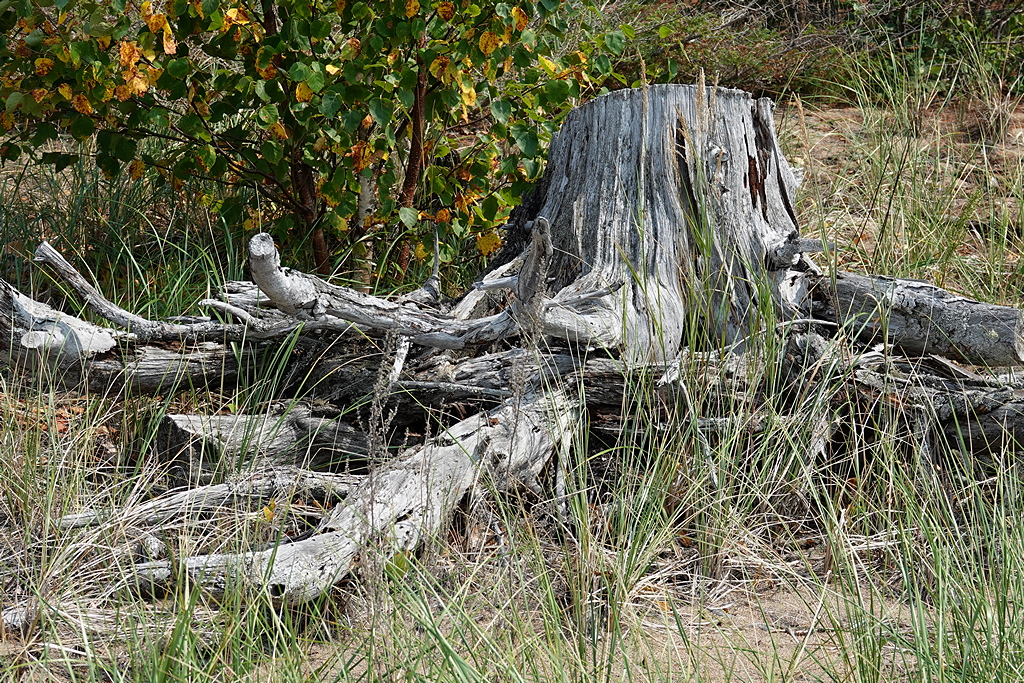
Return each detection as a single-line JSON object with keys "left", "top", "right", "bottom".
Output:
{"left": 818, "top": 271, "right": 1024, "bottom": 367}
{"left": 0, "top": 279, "right": 245, "bottom": 392}
{"left": 133, "top": 388, "right": 578, "bottom": 604}
{"left": 157, "top": 407, "right": 370, "bottom": 482}
{"left": 9, "top": 84, "right": 1024, "bottom": 617}
{"left": 58, "top": 467, "right": 362, "bottom": 529}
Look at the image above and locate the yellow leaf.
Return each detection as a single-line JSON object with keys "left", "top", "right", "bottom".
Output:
{"left": 115, "top": 84, "right": 131, "bottom": 101}
{"left": 162, "top": 25, "right": 177, "bottom": 55}
{"left": 149, "top": 12, "right": 167, "bottom": 32}
{"left": 349, "top": 141, "right": 371, "bottom": 171}
{"left": 225, "top": 7, "right": 250, "bottom": 24}
{"left": 129, "top": 159, "right": 146, "bottom": 179}
{"left": 71, "top": 94, "right": 92, "bottom": 114}
{"left": 460, "top": 83, "right": 476, "bottom": 106}
{"left": 127, "top": 71, "right": 149, "bottom": 96}
{"left": 97, "top": 35, "right": 111, "bottom": 50}
{"left": 295, "top": 81, "right": 314, "bottom": 102}
{"left": 34, "top": 58, "right": 54, "bottom": 76}
{"left": 478, "top": 31, "right": 500, "bottom": 55}
{"left": 454, "top": 192, "right": 476, "bottom": 213}
{"left": 325, "top": 64, "right": 340, "bottom": 75}
{"left": 539, "top": 55, "right": 557, "bottom": 75}
{"left": 414, "top": 242, "right": 429, "bottom": 260}
{"left": 142, "top": 3, "right": 167, "bottom": 32}
{"left": 269, "top": 121, "right": 288, "bottom": 139}
{"left": 256, "top": 63, "right": 277, "bottom": 79}
{"left": 436, "top": 1, "right": 454, "bottom": 20}
{"left": 511, "top": 6, "right": 528, "bottom": 30}
{"left": 405, "top": 0, "right": 419, "bottom": 18}
{"left": 435, "top": 208, "right": 450, "bottom": 223}
{"left": 146, "top": 67, "right": 163, "bottom": 85}
{"left": 476, "top": 231, "right": 501, "bottom": 256}
{"left": 429, "top": 55, "right": 449, "bottom": 79}
{"left": 119, "top": 41, "right": 141, "bottom": 68}
{"left": 30, "top": 88, "right": 47, "bottom": 103}
{"left": 58, "top": 83, "right": 72, "bottom": 99}
{"left": 0, "top": 111, "right": 14, "bottom": 131}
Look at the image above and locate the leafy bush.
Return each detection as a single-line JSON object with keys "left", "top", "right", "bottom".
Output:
{"left": 0, "top": 0, "right": 611, "bottom": 280}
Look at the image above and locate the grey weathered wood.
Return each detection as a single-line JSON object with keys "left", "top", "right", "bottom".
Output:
{"left": 0, "top": 280, "right": 244, "bottom": 392}
{"left": 57, "top": 467, "right": 362, "bottom": 529}
{"left": 501, "top": 83, "right": 813, "bottom": 359}
{"left": 817, "top": 271, "right": 1024, "bottom": 367}
{"left": 157, "top": 407, "right": 369, "bottom": 482}
{"left": 133, "top": 387, "right": 578, "bottom": 604}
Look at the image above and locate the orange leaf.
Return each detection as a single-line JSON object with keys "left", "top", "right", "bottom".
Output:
{"left": 436, "top": 1, "right": 455, "bottom": 20}
{"left": 478, "top": 31, "right": 500, "bottom": 55}
{"left": 119, "top": 41, "right": 141, "bottom": 68}
{"left": 71, "top": 94, "right": 92, "bottom": 114}
{"left": 162, "top": 25, "right": 177, "bottom": 55}
{"left": 349, "top": 141, "right": 371, "bottom": 171}
{"left": 34, "top": 58, "right": 54, "bottom": 76}
{"left": 511, "top": 6, "right": 528, "bottom": 31}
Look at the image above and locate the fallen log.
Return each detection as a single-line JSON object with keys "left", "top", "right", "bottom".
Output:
{"left": 133, "top": 388, "right": 578, "bottom": 604}
{"left": 817, "top": 271, "right": 1024, "bottom": 367}
{"left": 0, "top": 280, "right": 246, "bottom": 393}
{"left": 157, "top": 407, "right": 370, "bottom": 483}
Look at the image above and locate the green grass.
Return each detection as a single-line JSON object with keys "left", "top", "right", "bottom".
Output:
{"left": 4, "top": 19, "right": 1024, "bottom": 682}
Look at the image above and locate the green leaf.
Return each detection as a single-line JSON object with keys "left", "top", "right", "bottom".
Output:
{"left": 167, "top": 58, "right": 190, "bottom": 79}
{"left": 306, "top": 68, "right": 325, "bottom": 93}
{"left": 481, "top": 193, "right": 498, "bottom": 221}
{"left": 201, "top": 0, "right": 219, "bottom": 19}
{"left": 40, "top": 152, "right": 79, "bottom": 172}
{"left": 368, "top": 98, "right": 392, "bottom": 127}
{"left": 5, "top": 92, "right": 23, "bottom": 112}
{"left": 68, "top": 116, "right": 95, "bottom": 139}
{"left": 256, "top": 104, "right": 279, "bottom": 127}
{"left": 510, "top": 123, "right": 538, "bottom": 157}
{"left": 603, "top": 29, "right": 625, "bottom": 56}
{"left": 490, "top": 99, "right": 512, "bottom": 124}
{"left": 544, "top": 79, "right": 570, "bottom": 105}
{"left": 320, "top": 91, "right": 342, "bottom": 116}
{"left": 398, "top": 206, "right": 419, "bottom": 227}
{"left": 289, "top": 62, "right": 311, "bottom": 82}
{"left": 96, "top": 154, "right": 121, "bottom": 178}
{"left": 261, "top": 139, "right": 283, "bottom": 164}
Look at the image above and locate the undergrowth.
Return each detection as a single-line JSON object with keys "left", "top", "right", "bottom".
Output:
{"left": 2, "top": 2, "right": 1024, "bottom": 681}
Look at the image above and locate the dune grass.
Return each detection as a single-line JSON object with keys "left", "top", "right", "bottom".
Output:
{"left": 3, "top": 44, "right": 1024, "bottom": 683}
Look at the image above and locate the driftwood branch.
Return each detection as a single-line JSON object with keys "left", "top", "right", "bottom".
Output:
{"left": 818, "top": 271, "right": 1024, "bottom": 367}
{"left": 133, "top": 387, "right": 578, "bottom": 604}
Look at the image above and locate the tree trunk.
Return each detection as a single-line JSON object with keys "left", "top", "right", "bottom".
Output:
{"left": 497, "top": 84, "right": 815, "bottom": 358}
